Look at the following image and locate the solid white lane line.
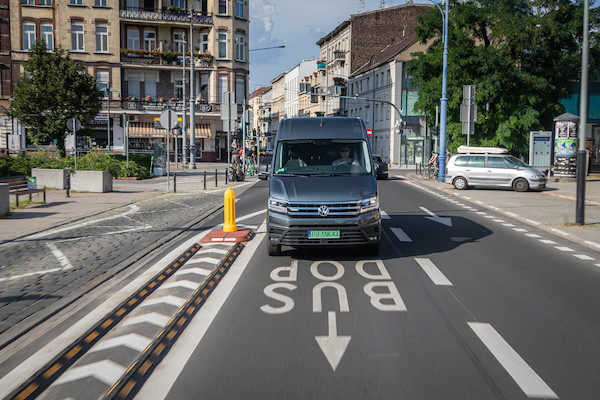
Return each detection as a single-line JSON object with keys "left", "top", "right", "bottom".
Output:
{"left": 555, "top": 246, "right": 574, "bottom": 252}
{"left": 391, "top": 227, "right": 412, "bottom": 242}
{"left": 381, "top": 211, "right": 391, "bottom": 220}
{"left": 525, "top": 233, "right": 540, "bottom": 238}
{"left": 468, "top": 322, "right": 558, "bottom": 399}
{"left": 46, "top": 242, "right": 74, "bottom": 270}
{"left": 414, "top": 258, "right": 452, "bottom": 286}
{"left": 573, "top": 254, "right": 594, "bottom": 260}
{"left": 540, "top": 239, "right": 556, "bottom": 244}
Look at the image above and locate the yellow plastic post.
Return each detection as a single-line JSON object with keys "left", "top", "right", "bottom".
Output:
{"left": 223, "top": 187, "right": 238, "bottom": 232}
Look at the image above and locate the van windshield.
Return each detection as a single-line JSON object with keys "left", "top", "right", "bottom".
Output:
{"left": 273, "top": 139, "right": 373, "bottom": 176}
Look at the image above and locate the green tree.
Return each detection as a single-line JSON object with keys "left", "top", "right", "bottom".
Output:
{"left": 8, "top": 41, "right": 103, "bottom": 156}
{"left": 408, "top": 0, "right": 600, "bottom": 155}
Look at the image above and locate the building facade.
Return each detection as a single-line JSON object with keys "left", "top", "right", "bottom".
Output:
{"left": 7, "top": 0, "right": 249, "bottom": 162}
{"left": 284, "top": 59, "right": 316, "bottom": 118}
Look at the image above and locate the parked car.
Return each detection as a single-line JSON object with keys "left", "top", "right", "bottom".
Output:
{"left": 444, "top": 146, "right": 547, "bottom": 192}
{"left": 258, "top": 154, "right": 272, "bottom": 180}
{"left": 372, "top": 155, "right": 389, "bottom": 180}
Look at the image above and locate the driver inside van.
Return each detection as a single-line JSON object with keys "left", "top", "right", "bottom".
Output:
{"left": 332, "top": 145, "right": 359, "bottom": 166}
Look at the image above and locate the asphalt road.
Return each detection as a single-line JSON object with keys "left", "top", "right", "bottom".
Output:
{"left": 137, "top": 178, "right": 600, "bottom": 400}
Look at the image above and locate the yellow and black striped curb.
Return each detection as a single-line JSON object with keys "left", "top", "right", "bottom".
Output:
{"left": 104, "top": 242, "right": 244, "bottom": 400}
{"left": 8, "top": 242, "right": 203, "bottom": 400}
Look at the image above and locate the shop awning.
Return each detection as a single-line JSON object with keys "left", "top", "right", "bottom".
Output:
{"left": 128, "top": 122, "right": 212, "bottom": 138}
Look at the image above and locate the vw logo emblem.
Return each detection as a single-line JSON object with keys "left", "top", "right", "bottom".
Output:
{"left": 318, "top": 205, "right": 329, "bottom": 217}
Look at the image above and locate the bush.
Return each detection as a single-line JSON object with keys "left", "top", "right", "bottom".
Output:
{"left": 0, "top": 154, "right": 150, "bottom": 179}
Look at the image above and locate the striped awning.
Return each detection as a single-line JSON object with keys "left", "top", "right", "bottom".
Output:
{"left": 128, "top": 122, "right": 212, "bottom": 138}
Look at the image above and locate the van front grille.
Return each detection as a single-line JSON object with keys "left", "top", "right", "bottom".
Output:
{"left": 287, "top": 201, "right": 360, "bottom": 218}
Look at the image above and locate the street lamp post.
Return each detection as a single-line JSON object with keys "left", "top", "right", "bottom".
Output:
{"left": 576, "top": 0, "right": 590, "bottom": 225}
{"left": 105, "top": 87, "right": 118, "bottom": 152}
{"left": 189, "top": 9, "right": 196, "bottom": 169}
{"left": 427, "top": 0, "right": 449, "bottom": 182}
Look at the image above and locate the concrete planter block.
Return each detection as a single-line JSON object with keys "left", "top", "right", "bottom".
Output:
{"left": 32, "top": 168, "right": 69, "bottom": 189}
{"left": 71, "top": 170, "right": 113, "bottom": 193}
{"left": 0, "top": 184, "right": 9, "bottom": 215}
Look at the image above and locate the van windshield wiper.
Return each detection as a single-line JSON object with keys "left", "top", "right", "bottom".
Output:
{"left": 273, "top": 173, "right": 308, "bottom": 177}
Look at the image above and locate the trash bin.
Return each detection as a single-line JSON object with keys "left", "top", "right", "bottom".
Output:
{"left": 27, "top": 177, "right": 37, "bottom": 190}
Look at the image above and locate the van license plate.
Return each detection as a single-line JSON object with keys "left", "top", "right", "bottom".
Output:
{"left": 308, "top": 230, "right": 340, "bottom": 239}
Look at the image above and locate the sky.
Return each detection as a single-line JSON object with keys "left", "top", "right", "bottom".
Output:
{"left": 248, "top": 0, "right": 429, "bottom": 94}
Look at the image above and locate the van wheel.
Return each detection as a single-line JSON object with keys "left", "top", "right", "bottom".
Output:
{"left": 366, "top": 242, "right": 380, "bottom": 255}
{"left": 267, "top": 242, "right": 281, "bottom": 256}
{"left": 453, "top": 177, "right": 468, "bottom": 190}
{"left": 513, "top": 178, "right": 529, "bottom": 192}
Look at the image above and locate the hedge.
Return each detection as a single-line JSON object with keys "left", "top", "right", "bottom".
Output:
{"left": 0, "top": 154, "right": 152, "bottom": 179}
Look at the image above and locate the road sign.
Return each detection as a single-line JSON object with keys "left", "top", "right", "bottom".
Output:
{"left": 160, "top": 110, "right": 178, "bottom": 130}
{"left": 366, "top": 128, "right": 372, "bottom": 137}
{"left": 67, "top": 118, "right": 81, "bottom": 132}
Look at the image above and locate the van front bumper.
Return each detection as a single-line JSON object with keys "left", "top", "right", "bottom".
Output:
{"left": 267, "top": 210, "right": 381, "bottom": 247}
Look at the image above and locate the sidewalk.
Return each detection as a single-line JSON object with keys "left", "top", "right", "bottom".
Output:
{"left": 393, "top": 166, "right": 600, "bottom": 251}
{"left": 0, "top": 161, "right": 257, "bottom": 242}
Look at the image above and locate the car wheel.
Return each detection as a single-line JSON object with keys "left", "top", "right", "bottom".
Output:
{"left": 513, "top": 178, "right": 529, "bottom": 192}
{"left": 366, "top": 242, "right": 380, "bottom": 255}
{"left": 453, "top": 177, "right": 468, "bottom": 190}
{"left": 267, "top": 242, "right": 281, "bottom": 256}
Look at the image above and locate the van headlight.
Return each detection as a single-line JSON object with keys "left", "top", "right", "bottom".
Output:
{"left": 268, "top": 198, "right": 288, "bottom": 214}
{"left": 359, "top": 196, "right": 379, "bottom": 214}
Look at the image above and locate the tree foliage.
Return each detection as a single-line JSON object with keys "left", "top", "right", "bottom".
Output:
{"left": 407, "top": 0, "right": 600, "bottom": 155}
{"left": 8, "top": 41, "right": 103, "bottom": 156}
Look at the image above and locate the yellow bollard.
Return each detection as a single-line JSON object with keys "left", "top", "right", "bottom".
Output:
{"left": 223, "top": 187, "right": 238, "bottom": 232}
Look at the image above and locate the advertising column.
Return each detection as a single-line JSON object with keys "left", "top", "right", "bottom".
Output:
{"left": 554, "top": 120, "right": 578, "bottom": 176}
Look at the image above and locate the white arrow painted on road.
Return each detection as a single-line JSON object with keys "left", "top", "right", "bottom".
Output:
{"left": 420, "top": 207, "right": 452, "bottom": 227}
{"left": 315, "top": 311, "right": 351, "bottom": 371}
{"left": 89, "top": 333, "right": 152, "bottom": 353}
{"left": 174, "top": 267, "right": 212, "bottom": 277}
{"left": 140, "top": 295, "right": 187, "bottom": 308}
{"left": 122, "top": 312, "right": 171, "bottom": 328}
{"left": 54, "top": 360, "right": 126, "bottom": 386}
{"left": 186, "top": 257, "right": 221, "bottom": 265}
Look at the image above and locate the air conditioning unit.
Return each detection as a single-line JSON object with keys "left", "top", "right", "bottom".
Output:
{"left": 128, "top": 115, "right": 139, "bottom": 122}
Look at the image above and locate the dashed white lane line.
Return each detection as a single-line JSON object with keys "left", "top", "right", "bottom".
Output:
{"left": 493, "top": 219, "right": 505, "bottom": 223}
{"left": 391, "top": 227, "right": 412, "bottom": 242}
{"left": 574, "top": 254, "right": 595, "bottom": 260}
{"left": 555, "top": 246, "right": 574, "bottom": 252}
{"left": 476, "top": 212, "right": 487, "bottom": 215}
{"left": 540, "top": 239, "right": 557, "bottom": 245}
{"left": 513, "top": 228, "right": 527, "bottom": 232}
{"left": 526, "top": 233, "right": 541, "bottom": 238}
{"left": 502, "top": 223, "right": 516, "bottom": 227}
{"left": 485, "top": 216, "right": 495, "bottom": 219}
{"left": 468, "top": 322, "right": 558, "bottom": 399}
{"left": 414, "top": 258, "right": 452, "bottom": 286}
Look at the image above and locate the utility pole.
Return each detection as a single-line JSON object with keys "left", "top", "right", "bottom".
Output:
{"left": 188, "top": 8, "right": 196, "bottom": 169}
{"left": 182, "top": 33, "right": 188, "bottom": 166}
{"left": 576, "top": 0, "right": 589, "bottom": 225}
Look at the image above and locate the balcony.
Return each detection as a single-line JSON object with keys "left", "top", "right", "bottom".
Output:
{"left": 120, "top": 49, "right": 214, "bottom": 68}
{"left": 333, "top": 50, "right": 346, "bottom": 60}
{"left": 119, "top": 8, "right": 213, "bottom": 25}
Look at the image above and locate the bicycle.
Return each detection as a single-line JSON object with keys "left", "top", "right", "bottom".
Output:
{"left": 421, "top": 163, "right": 438, "bottom": 180}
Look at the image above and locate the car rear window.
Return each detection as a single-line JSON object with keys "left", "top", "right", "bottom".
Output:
{"left": 467, "top": 156, "right": 485, "bottom": 167}
{"left": 453, "top": 156, "right": 468, "bottom": 166}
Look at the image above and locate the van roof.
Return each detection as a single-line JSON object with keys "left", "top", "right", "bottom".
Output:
{"left": 276, "top": 117, "right": 367, "bottom": 140}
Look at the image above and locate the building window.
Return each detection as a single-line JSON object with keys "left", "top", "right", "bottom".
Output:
{"left": 235, "top": 76, "right": 245, "bottom": 104}
{"left": 40, "top": 0, "right": 52, "bottom": 5}
{"left": 96, "top": 24, "right": 108, "bottom": 52}
{"left": 173, "top": 0, "right": 186, "bottom": 8}
{"left": 235, "top": 35, "right": 245, "bottom": 62}
{"left": 174, "top": 79, "right": 183, "bottom": 99}
{"left": 218, "top": 32, "right": 227, "bottom": 58}
{"left": 22, "top": 0, "right": 34, "bottom": 5}
{"left": 200, "top": 33, "right": 208, "bottom": 53}
{"left": 374, "top": 104, "right": 378, "bottom": 121}
{"left": 23, "top": 23, "right": 35, "bottom": 51}
{"left": 144, "top": 30, "right": 156, "bottom": 50}
{"left": 70, "top": 0, "right": 83, "bottom": 5}
{"left": 126, "top": 0, "right": 139, "bottom": 10}
{"left": 127, "top": 72, "right": 140, "bottom": 98}
{"left": 127, "top": 29, "right": 140, "bottom": 50}
{"left": 41, "top": 24, "right": 54, "bottom": 50}
{"left": 365, "top": 106, "right": 370, "bottom": 123}
{"left": 71, "top": 23, "right": 84, "bottom": 51}
{"left": 97, "top": 70, "right": 109, "bottom": 92}
{"left": 218, "top": 0, "right": 226, "bottom": 14}
{"left": 95, "top": 0, "right": 107, "bottom": 5}
{"left": 144, "top": 72, "right": 157, "bottom": 98}
{"left": 174, "top": 31, "right": 185, "bottom": 53}
{"left": 218, "top": 75, "right": 227, "bottom": 103}
{"left": 236, "top": 0, "right": 244, "bottom": 18}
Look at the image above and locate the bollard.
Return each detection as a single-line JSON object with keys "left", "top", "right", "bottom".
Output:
{"left": 65, "top": 172, "right": 71, "bottom": 198}
{"left": 204, "top": 171, "right": 207, "bottom": 190}
{"left": 173, "top": 172, "right": 177, "bottom": 193}
{"left": 225, "top": 167, "right": 228, "bottom": 184}
{"left": 223, "top": 188, "right": 237, "bottom": 232}
{"left": 215, "top": 169, "right": 218, "bottom": 187}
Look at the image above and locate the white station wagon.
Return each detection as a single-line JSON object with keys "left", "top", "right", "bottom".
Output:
{"left": 444, "top": 146, "right": 547, "bottom": 192}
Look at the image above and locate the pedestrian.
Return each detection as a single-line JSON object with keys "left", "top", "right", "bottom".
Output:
{"left": 70, "top": 147, "right": 75, "bottom": 157}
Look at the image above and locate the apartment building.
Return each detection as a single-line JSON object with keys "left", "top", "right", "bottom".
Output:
{"left": 284, "top": 59, "right": 316, "bottom": 118}
{"left": 348, "top": 36, "right": 427, "bottom": 166}
{"left": 8, "top": 0, "right": 249, "bottom": 161}
{"left": 0, "top": 0, "right": 12, "bottom": 151}
{"left": 248, "top": 85, "right": 271, "bottom": 151}
{"left": 299, "top": 71, "right": 320, "bottom": 118}
{"left": 270, "top": 72, "right": 284, "bottom": 136}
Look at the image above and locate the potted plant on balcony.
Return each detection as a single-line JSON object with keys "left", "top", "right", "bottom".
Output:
{"left": 157, "top": 97, "right": 166, "bottom": 103}
{"left": 126, "top": 96, "right": 137, "bottom": 101}
{"left": 143, "top": 95, "right": 153, "bottom": 102}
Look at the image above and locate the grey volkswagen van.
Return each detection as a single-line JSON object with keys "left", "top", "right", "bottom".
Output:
{"left": 267, "top": 117, "right": 381, "bottom": 256}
